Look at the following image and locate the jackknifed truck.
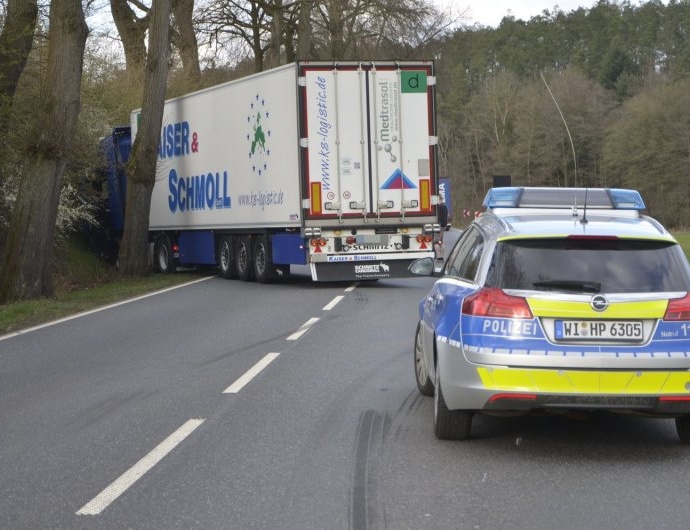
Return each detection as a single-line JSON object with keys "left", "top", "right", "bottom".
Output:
{"left": 103, "top": 60, "right": 443, "bottom": 282}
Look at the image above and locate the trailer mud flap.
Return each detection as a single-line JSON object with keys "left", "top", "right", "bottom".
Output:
{"left": 311, "top": 260, "right": 418, "bottom": 281}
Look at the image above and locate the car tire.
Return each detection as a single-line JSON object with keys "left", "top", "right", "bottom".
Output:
{"left": 154, "top": 235, "right": 175, "bottom": 274}
{"left": 218, "top": 236, "right": 235, "bottom": 279}
{"left": 414, "top": 324, "right": 434, "bottom": 397}
{"left": 676, "top": 415, "right": 690, "bottom": 444}
{"left": 434, "top": 368, "right": 472, "bottom": 440}
{"left": 235, "top": 236, "right": 254, "bottom": 282}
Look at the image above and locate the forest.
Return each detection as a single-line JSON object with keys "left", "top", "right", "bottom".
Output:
{"left": 1, "top": 0, "right": 689, "bottom": 300}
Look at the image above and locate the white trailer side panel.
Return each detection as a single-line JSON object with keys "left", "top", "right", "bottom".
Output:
{"left": 132, "top": 63, "right": 303, "bottom": 231}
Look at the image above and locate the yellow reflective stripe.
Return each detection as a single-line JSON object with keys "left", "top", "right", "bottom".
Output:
{"left": 526, "top": 298, "right": 667, "bottom": 318}
{"left": 477, "top": 367, "right": 690, "bottom": 394}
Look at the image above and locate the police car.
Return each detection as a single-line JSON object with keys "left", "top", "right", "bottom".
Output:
{"left": 410, "top": 187, "right": 690, "bottom": 442}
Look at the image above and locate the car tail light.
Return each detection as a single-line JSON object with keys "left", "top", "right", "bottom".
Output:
{"left": 664, "top": 294, "right": 690, "bottom": 321}
{"left": 462, "top": 288, "right": 533, "bottom": 319}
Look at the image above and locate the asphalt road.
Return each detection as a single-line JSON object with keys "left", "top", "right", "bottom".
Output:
{"left": 3, "top": 240, "right": 690, "bottom": 529}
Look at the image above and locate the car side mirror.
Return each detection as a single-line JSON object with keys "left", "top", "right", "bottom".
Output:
{"left": 408, "top": 257, "right": 437, "bottom": 276}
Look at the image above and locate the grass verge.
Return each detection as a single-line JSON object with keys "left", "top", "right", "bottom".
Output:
{"left": 0, "top": 272, "right": 207, "bottom": 336}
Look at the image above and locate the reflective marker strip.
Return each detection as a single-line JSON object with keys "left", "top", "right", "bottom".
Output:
{"left": 76, "top": 419, "right": 205, "bottom": 516}
{"left": 477, "top": 367, "right": 690, "bottom": 394}
{"left": 526, "top": 298, "right": 667, "bottom": 319}
{"left": 223, "top": 352, "right": 280, "bottom": 394}
{"left": 287, "top": 317, "right": 319, "bottom": 341}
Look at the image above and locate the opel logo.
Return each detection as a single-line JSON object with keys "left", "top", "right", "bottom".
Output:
{"left": 591, "top": 294, "right": 609, "bottom": 312}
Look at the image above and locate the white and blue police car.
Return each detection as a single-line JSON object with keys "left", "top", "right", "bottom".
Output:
{"left": 411, "top": 187, "right": 690, "bottom": 442}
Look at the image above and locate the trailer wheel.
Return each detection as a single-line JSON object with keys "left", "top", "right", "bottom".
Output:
{"left": 235, "top": 236, "right": 254, "bottom": 281}
{"left": 154, "top": 235, "right": 175, "bottom": 274}
{"left": 218, "top": 236, "right": 235, "bottom": 279}
{"left": 253, "top": 235, "right": 277, "bottom": 283}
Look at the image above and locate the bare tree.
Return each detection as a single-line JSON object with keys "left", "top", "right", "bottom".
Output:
{"left": 171, "top": 0, "right": 201, "bottom": 84}
{"left": 296, "top": 0, "right": 313, "bottom": 59}
{"left": 0, "top": 0, "right": 88, "bottom": 302}
{"left": 118, "top": 0, "right": 172, "bottom": 276}
{"left": 110, "top": 0, "right": 149, "bottom": 75}
{"left": 195, "top": 0, "right": 271, "bottom": 72}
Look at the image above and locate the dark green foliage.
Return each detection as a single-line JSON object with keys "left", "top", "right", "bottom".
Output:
{"left": 437, "top": 0, "right": 690, "bottom": 229}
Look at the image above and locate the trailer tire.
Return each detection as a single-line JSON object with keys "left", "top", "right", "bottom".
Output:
{"left": 235, "top": 236, "right": 254, "bottom": 281}
{"left": 253, "top": 235, "right": 277, "bottom": 283}
{"left": 154, "top": 235, "right": 175, "bottom": 274}
{"left": 218, "top": 236, "right": 235, "bottom": 279}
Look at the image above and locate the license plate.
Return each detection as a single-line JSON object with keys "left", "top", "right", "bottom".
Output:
{"left": 554, "top": 320, "right": 643, "bottom": 341}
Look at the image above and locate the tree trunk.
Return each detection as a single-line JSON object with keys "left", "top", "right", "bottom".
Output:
{"left": 171, "top": 0, "right": 201, "bottom": 86}
{"left": 270, "top": 0, "right": 283, "bottom": 67}
{"left": 0, "top": 0, "right": 38, "bottom": 103}
{"left": 296, "top": 0, "right": 313, "bottom": 60}
{"left": 118, "top": 0, "right": 172, "bottom": 277}
{"left": 0, "top": 0, "right": 39, "bottom": 252}
{"left": 0, "top": 0, "right": 88, "bottom": 303}
{"left": 110, "top": 0, "right": 149, "bottom": 76}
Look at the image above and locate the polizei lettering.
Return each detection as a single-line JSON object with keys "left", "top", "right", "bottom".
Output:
{"left": 481, "top": 319, "right": 537, "bottom": 337}
{"left": 168, "top": 169, "right": 231, "bottom": 212}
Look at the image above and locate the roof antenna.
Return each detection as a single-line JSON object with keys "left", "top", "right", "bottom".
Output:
{"left": 540, "top": 72, "right": 577, "bottom": 187}
{"left": 581, "top": 188, "right": 589, "bottom": 225}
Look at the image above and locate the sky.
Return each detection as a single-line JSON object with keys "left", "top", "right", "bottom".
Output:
{"left": 440, "top": 0, "right": 602, "bottom": 27}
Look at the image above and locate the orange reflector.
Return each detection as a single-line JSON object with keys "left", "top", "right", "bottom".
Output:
{"left": 420, "top": 179, "right": 431, "bottom": 211}
{"left": 311, "top": 182, "right": 322, "bottom": 215}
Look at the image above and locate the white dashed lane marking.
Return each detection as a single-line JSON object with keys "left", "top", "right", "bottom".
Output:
{"left": 77, "top": 419, "right": 205, "bottom": 515}
{"left": 223, "top": 352, "right": 281, "bottom": 394}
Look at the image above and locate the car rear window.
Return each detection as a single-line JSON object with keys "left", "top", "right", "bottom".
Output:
{"left": 487, "top": 238, "right": 690, "bottom": 293}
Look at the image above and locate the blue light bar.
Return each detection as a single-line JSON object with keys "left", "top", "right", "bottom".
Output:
{"left": 608, "top": 188, "right": 646, "bottom": 210}
{"left": 483, "top": 187, "right": 522, "bottom": 208}
{"left": 482, "top": 187, "right": 647, "bottom": 211}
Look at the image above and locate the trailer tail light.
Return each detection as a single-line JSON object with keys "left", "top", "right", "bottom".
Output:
{"left": 416, "top": 234, "right": 433, "bottom": 243}
{"left": 664, "top": 294, "right": 690, "bottom": 321}
{"left": 310, "top": 238, "right": 327, "bottom": 252}
{"left": 462, "top": 288, "right": 533, "bottom": 319}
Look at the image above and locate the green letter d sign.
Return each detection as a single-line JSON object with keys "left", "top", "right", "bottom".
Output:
{"left": 401, "top": 71, "right": 427, "bottom": 93}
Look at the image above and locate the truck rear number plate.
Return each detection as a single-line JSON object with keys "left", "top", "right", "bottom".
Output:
{"left": 554, "top": 320, "right": 643, "bottom": 341}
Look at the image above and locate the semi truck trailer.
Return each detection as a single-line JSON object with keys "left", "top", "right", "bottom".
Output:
{"left": 104, "top": 60, "right": 443, "bottom": 282}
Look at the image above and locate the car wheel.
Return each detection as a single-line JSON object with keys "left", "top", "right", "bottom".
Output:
{"left": 218, "top": 236, "right": 235, "bottom": 279}
{"left": 434, "top": 368, "right": 472, "bottom": 440}
{"left": 235, "top": 236, "right": 254, "bottom": 281}
{"left": 154, "top": 235, "right": 175, "bottom": 274}
{"left": 414, "top": 324, "right": 434, "bottom": 397}
{"left": 676, "top": 415, "right": 690, "bottom": 444}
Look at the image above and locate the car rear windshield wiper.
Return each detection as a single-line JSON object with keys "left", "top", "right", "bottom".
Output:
{"left": 532, "top": 280, "right": 602, "bottom": 293}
